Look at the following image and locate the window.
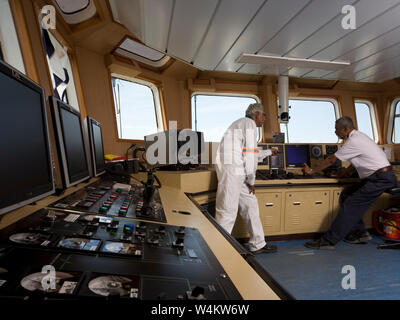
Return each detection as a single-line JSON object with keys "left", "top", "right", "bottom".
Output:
{"left": 354, "top": 100, "right": 378, "bottom": 142}
{"left": 389, "top": 98, "right": 400, "bottom": 143}
{"left": 191, "top": 94, "right": 260, "bottom": 142}
{"left": 280, "top": 98, "right": 339, "bottom": 143}
{"left": 112, "top": 76, "right": 163, "bottom": 140}
{"left": 0, "top": 0, "right": 25, "bottom": 73}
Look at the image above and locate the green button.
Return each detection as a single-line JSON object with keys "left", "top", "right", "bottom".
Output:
{"left": 99, "top": 207, "right": 108, "bottom": 212}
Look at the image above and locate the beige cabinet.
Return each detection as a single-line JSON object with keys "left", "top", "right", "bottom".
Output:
{"left": 257, "top": 191, "right": 282, "bottom": 234}
{"left": 285, "top": 190, "right": 330, "bottom": 232}
{"left": 232, "top": 191, "right": 282, "bottom": 237}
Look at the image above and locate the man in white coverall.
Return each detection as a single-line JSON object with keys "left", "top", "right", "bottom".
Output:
{"left": 215, "top": 103, "right": 278, "bottom": 254}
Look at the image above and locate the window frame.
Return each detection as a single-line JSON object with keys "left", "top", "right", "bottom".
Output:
{"left": 190, "top": 92, "right": 262, "bottom": 142}
{"left": 111, "top": 73, "right": 165, "bottom": 142}
{"left": 354, "top": 99, "right": 379, "bottom": 143}
{"left": 387, "top": 97, "right": 400, "bottom": 144}
{"left": 280, "top": 96, "right": 341, "bottom": 143}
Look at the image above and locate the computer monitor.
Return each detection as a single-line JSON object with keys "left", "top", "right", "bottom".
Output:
{"left": 50, "top": 97, "right": 90, "bottom": 188}
{"left": 0, "top": 60, "right": 55, "bottom": 215}
{"left": 285, "top": 144, "right": 311, "bottom": 168}
{"left": 267, "top": 144, "right": 284, "bottom": 169}
{"left": 144, "top": 129, "right": 204, "bottom": 170}
{"left": 87, "top": 116, "right": 106, "bottom": 177}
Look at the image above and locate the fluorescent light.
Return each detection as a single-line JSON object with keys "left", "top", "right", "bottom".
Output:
{"left": 236, "top": 53, "right": 350, "bottom": 71}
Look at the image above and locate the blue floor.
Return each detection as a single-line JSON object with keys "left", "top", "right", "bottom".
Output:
{"left": 254, "top": 236, "right": 400, "bottom": 300}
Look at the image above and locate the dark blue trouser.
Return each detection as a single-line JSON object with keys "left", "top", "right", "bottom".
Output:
{"left": 324, "top": 170, "right": 397, "bottom": 244}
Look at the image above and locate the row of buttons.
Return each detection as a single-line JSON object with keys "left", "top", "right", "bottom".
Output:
{"left": 77, "top": 190, "right": 107, "bottom": 209}
{"left": 98, "top": 190, "right": 135, "bottom": 216}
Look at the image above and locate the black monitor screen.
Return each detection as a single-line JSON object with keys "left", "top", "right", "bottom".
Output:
{"left": 88, "top": 117, "right": 105, "bottom": 176}
{"left": 51, "top": 97, "right": 90, "bottom": 188}
{"left": 0, "top": 62, "right": 54, "bottom": 215}
{"left": 285, "top": 145, "right": 310, "bottom": 168}
{"left": 59, "top": 105, "right": 89, "bottom": 185}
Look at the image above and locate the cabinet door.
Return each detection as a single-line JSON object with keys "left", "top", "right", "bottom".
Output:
{"left": 331, "top": 189, "right": 342, "bottom": 224}
{"left": 331, "top": 188, "right": 390, "bottom": 228}
{"left": 285, "top": 191, "right": 330, "bottom": 232}
{"left": 257, "top": 192, "right": 282, "bottom": 234}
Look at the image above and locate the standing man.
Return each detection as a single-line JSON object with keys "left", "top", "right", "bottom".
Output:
{"left": 303, "top": 116, "right": 397, "bottom": 249}
{"left": 215, "top": 103, "right": 278, "bottom": 254}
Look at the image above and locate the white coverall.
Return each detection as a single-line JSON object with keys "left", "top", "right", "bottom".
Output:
{"left": 215, "top": 117, "right": 271, "bottom": 251}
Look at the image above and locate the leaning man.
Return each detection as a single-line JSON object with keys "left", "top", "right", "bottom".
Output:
{"left": 215, "top": 103, "right": 278, "bottom": 254}
{"left": 303, "top": 116, "right": 397, "bottom": 249}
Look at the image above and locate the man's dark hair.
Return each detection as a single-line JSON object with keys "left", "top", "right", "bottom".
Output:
{"left": 336, "top": 116, "right": 355, "bottom": 130}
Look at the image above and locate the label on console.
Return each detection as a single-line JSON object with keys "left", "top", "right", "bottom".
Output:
{"left": 64, "top": 214, "right": 80, "bottom": 222}
{"left": 58, "top": 281, "right": 78, "bottom": 294}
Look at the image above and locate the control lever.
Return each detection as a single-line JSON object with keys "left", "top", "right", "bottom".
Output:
{"left": 140, "top": 169, "right": 162, "bottom": 215}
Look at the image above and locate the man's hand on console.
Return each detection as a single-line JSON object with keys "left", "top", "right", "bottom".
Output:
{"left": 302, "top": 163, "right": 313, "bottom": 176}
{"left": 270, "top": 148, "right": 278, "bottom": 156}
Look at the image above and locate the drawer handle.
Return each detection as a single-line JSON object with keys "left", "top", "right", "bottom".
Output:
{"left": 265, "top": 203, "right": 274, "bottom": 207}
{"left": 315, "top": 201, "right": 323, "bottom": 204}
{"left": 293, "top": 202, "right": 301, "bottom": 205}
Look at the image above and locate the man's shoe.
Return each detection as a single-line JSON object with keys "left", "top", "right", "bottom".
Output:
{"left": 251, "top": 244, "right": 277, "bottom": 254}
{"left": 304, "top": 237, "right": 335, "bottom": 250}
{"left": 344, "top": 230, "right": 372, "bottom": 244}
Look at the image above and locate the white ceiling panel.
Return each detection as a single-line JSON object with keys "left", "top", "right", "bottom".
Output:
{"left": 286, "top": 0, "right": 397, "bottom": 59}
{"left": 143, "top": 0, "right": 174, "bottom": 52}
{"left": 356, "top": 54, "right": 400, "bottom": 80}
{"left": 323, "top": 41, "right": 400, "bottom": 80}
{"left": 112, "top": 0, "right": 400, "bottom": 82}
{"left": 215, "top": 0, "right": 310, "bottom": 72}
{"left": 314, "top": 25, "right": 400, "bottom": 79}
{"left": 303, "top": 1, "right": 400, "bottom": 78}
{"left": 304, "top": 69, "right": 337, "bottom": 78}
{"left": 288, "top": 68, "right": 314, "bottom": 78}
{"left": 238, "top": 63, "right": 265, "bottom": 74}
{"left": 193, "top": 0, "right": 264, "bottom": 70}
{"left": 312, "top": 1, "right": 400, "bottom": 61}
{"left": 259, "top": 0, "right": 352, "bottom": 58}
{"left": 167, "top": 0, "right": 219, "bottom": 63}
{"left": 109, "top": 0, "right": 144, "bottom": 39}
{"left": 360, "top": 70, "right": 397, "bottom": 83}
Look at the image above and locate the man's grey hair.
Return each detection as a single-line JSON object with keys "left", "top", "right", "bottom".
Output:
{"left": 245, "top": 103, "right": 264, "bottom": 118}
{"left": 336, "top": 116, "right": 355, "bottom": 129}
